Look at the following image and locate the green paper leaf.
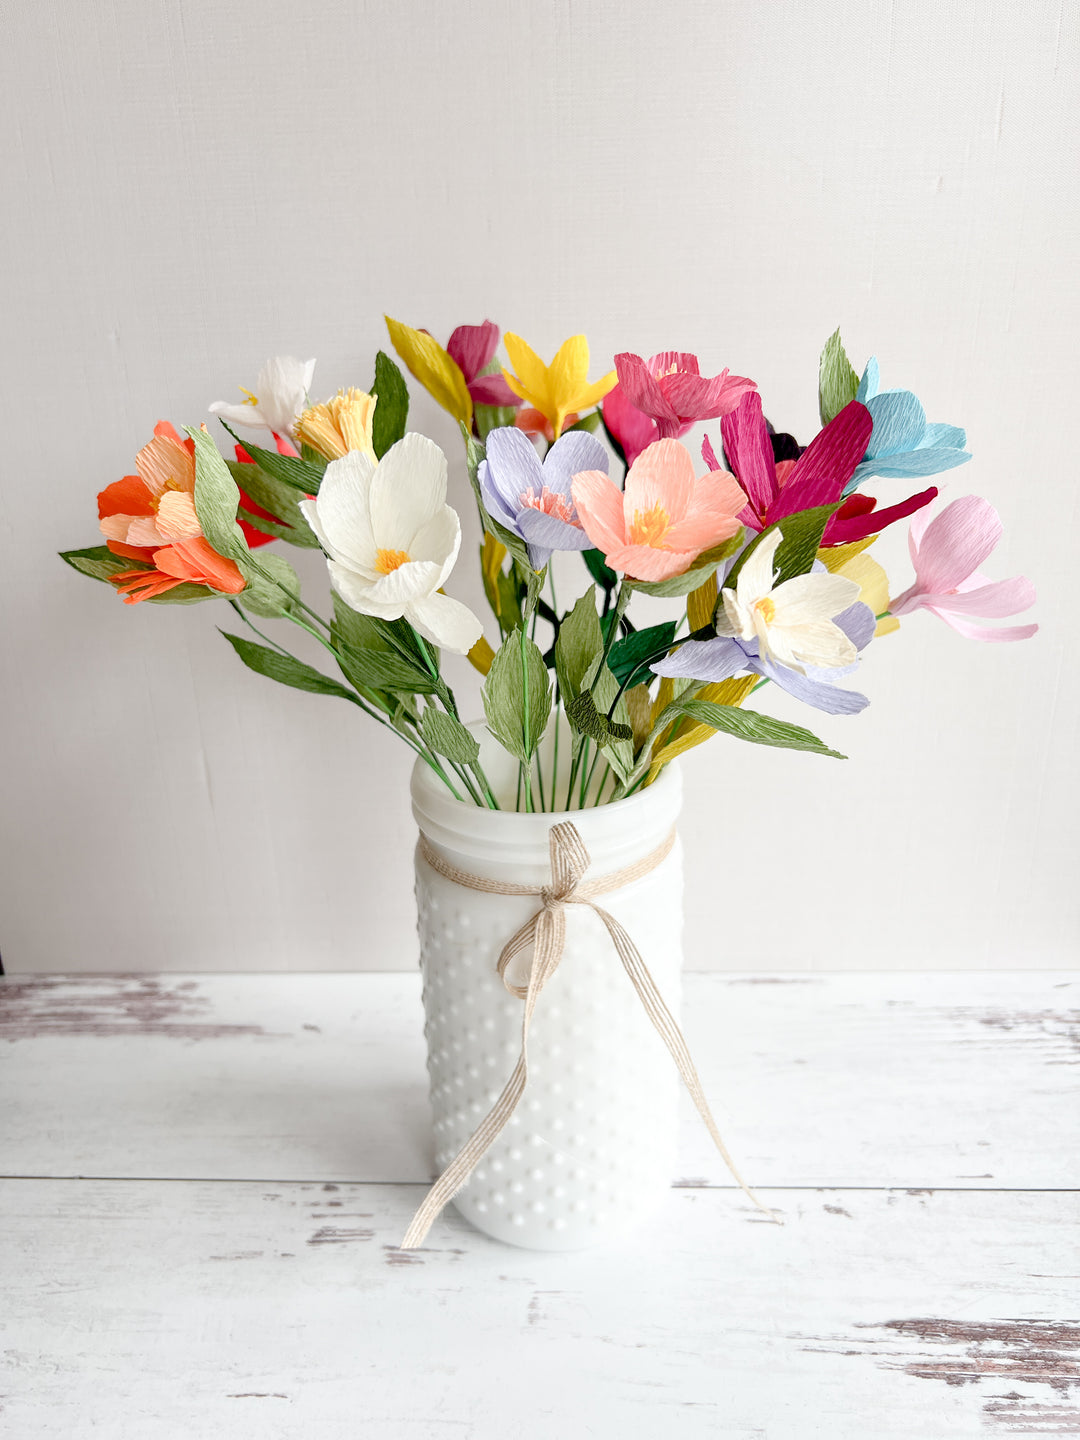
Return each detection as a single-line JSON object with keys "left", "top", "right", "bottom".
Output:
{"left": 237, "top": 553, "right": 302, "bottom": 619}
{"left": 819, "top": 329, "right": 860, "bottom": 427}
{"left": 582, "top": 548, "right": 616, "bottom": 591}
{"left": 564, "top": 688, "right": 633, "bottom": 746}
{"left": 220, "top": 631, "right": 361, "bottom": 704}
{"left": 670, "top": 698, "right": 846, "bottom": 759}
{"left": 60, "top": 545, "right": 146, "bottom": 584}
{"left": 482, "top": 629, "right": 552, "bottom": 763}
{"left": 608, "top": 621, "right": 677, "bottom": 688}
{"left": 370, "top": 350, "right": 409, "bottom": 458}
{"left": 186, "top": 425, "right": 249, "bottom": 563}
{"left": 554, "top": 589, "right": 603, "bottom": 705}
{"left": 628, "top": 532, "right": 744, "bottom": 598}
{"left": 331, "top": 593, "right": 438, "bottom": 693}
{"left": 226, "top": 460, "right": 320, "bottom": 547}
{"left": 723, "top": 505, "right": 841, "bottom": 596}
{"left": 218, "top": 420, "right": 326, "bottom": 494}
{"left": 474, "top": 403, "right": 519, "bottom": 442}
{"left": 421, "top": 707, "right": 481, "bottom": 766}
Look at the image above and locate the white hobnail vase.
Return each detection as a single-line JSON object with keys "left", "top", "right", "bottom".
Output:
{"left": 411, "top": 723, "right": 684, "bottom": 1251}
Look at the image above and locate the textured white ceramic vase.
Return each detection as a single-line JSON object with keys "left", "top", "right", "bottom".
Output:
{"left": 411, "top": 729, "right": 684, "bottom": 1251}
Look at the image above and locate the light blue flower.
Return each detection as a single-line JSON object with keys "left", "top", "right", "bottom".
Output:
{"left": 845, "top": 357, "right": 971, "bottom": 494}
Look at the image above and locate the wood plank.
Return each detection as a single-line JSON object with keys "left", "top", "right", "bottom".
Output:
{"left": 2, "top": 972, "right": 1077, "bottom": 1187}
{"left": 1, "top": 1180, "right": 1076, "bottom": 1439}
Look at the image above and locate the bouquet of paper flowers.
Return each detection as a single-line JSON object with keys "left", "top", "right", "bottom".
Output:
{"left": 61, "top": 322, "right": 1037, "bottom": 811}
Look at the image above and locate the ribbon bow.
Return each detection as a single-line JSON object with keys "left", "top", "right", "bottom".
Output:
{"left": 401, "top": 821, "right": 774, "bottom": 1249}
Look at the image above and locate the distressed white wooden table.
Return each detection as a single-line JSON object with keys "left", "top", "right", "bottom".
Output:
{"left": 2, "top": 972, "right": 1077, "bottom": 1438}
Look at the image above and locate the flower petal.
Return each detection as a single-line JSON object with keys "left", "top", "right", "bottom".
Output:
{"left": 386, "top": 317, "right": 472, "bottom": 426}
{"left": 863, "top": 389, "right": 927, "bottom": 457}
{"left": 98, "top": 474, "right": 154, "bottom": 520}
{"left": 603, "top": 542, "right": 698, "bottom": 582}
{"left": 446, "top": 321, "right": 499, "bottom": 384}
{"left": 328, "top": 561, "right": 405, "bottom": 619}
{"left": 761, "top": 655, "right": 870, "bottom": 714}
{"left": 773, "top": 571, "right": 861, "bottom": 625}
{"left": 623, "top": 438, "right": 695, "bottom": 525}
{"left": 925, "top": 606, "right": 1039, "bottom": 642}
{"left": 516, "top": 506, "right": 591, "bottom": 558}
{"left": 541, "top": 430, "right": 608, "bottom": 495}
{"left": 913, "top": 495, "right": 1003, "bottom": 594}
{"left": 614, "top": 353, "right": 678, "bottom": 425}
{"left": 468, "top": 373, "right": 521, "bottom": 407}
{"left": 154, "top": 538, "right": 246, "bottom": 593}
{"left": 409, "top": 505, "right": 460, "bottom": 568}
{"left": 502, "top": 333, "right": 551, "bottom": 413}
{"left": 603, "top": 384, "right": 658, "bottom": 467}
{"left": 369, "top": 433, "right": 448, "bottom": 551}
{"left": 823, "top": 484, "right": 938, "bottom": 545}
{"left": 571, "top": 470, "right": 627, "bottom": 555}
{"left": 307, "top": 451, "right": 379, "bottom": 575}
{"left": 483, "top": 426, "right": 545, "bottom": 508}
{"left": 719, "top": 391, "right": 776, "bottom": 519}
{"left": 651, "top": 635, "right": 746, "bottom": 682}
{"left": 771, "top": 401, "right": 873, "bottom": 519}
{"left": 928, "top": 575, "right": 1036, "bottom": 618}
{"left": 405, "top": 591, "right": 484, "bottom": 654}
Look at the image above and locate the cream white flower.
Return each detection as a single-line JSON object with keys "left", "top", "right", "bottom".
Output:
{"left": 715, "top": 528, "right": 861, "bottom": 672}
{"left": 209, "top": 355, "right": 316, "bottom": 438}
{"left": 300, "top": 434, "right": 483, "bottom": 655}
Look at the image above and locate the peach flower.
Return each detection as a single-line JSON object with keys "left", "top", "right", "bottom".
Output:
{"left": 570, "top": 438, "right": 747, "bottom": 583}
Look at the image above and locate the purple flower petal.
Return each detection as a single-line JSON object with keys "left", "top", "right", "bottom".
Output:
{"left": 651, "top": 636, "right": 747, "bottom": 682}
{"left": 541, "top": 430, "right": 609, "bottom": 496}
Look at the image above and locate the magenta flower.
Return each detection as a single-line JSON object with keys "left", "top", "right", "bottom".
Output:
{"left": 445, "top": 321, "right": 522, "bottom": 408}
{"left": 602, "top": 382, "right": 659, "bottom": 466}
{"left": 713, "top": 389, "right": 936, "bottom": 545}
{"left": 889, "top": 496, "right": 1036, "bottom": 642}
{"left": 613, "top": 351, "right": 756, "bottom": 441}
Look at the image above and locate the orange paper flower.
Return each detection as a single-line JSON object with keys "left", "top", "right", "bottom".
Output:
{"left": 98, "top": 421, "right": 245, "bottom": 603}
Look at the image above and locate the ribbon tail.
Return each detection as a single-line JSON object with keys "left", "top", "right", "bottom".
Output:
{"left": 400, "top": 908, "right": 564, "bottom": 1250}
{"left": 592, "top": 905, "right": 782, "bottom": 1224}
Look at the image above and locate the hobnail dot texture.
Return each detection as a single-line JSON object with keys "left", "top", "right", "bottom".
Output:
{"left": 415, "top": 845, "right": 684, "bottom": 1251}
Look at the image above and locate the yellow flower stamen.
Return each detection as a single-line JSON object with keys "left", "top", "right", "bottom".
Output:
{"left": 240, "top": 387, "right": 260, "bottom": 407}
{"left": 295, "top": 388, "right": 377, "bottom": 461}
{"left": 755, "top": 596, "right": 777, "bottom": 624}
{"left": 375, "top": 548, "right": 411, "bottom": 575}
{"left": 628, "top": 502, "right": 671, "bottom": 549}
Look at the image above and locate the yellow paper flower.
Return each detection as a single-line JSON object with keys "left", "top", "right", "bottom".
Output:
{"left": 295, "top": 389, "right": 377, "bottom": 462}
{"left": 385, "top": 316, "right": 473, "bottom": 428}
{"left": 824, "top": 546, "right": 900, "bottom": 637}
{"left": 501, "top": 333, "right": 616, "bottom": 440}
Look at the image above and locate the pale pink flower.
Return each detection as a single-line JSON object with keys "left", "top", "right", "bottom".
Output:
{"left": 571, "top": 438, "right": 747, "bottom": 583}
{"left": 889, "top": 495, "right": 1036, "bottom": 641}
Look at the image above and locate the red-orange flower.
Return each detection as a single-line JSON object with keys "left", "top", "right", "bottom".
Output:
{"left": 98, "top": 421, "right": 246, "bottom": 604}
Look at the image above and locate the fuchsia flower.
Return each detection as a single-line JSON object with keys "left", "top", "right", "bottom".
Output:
{"left": 602, "top": 382, "right": 659, "bottom": 466}
{"left": 889, "top": 496, "right": 1037, "bottom": 641}
{"left": 444, "top": 321, "right": 522, "bottom": 408}
{"left": 614, "top": 351, "right": 756, "bottom": 441}
{"left": 714, "top": 391, "right": 936, "bottom": 545}
{"left": 571, "top": 438, "right": 747, "bottom": 583}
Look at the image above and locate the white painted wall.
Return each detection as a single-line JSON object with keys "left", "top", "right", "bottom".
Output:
{"left": 1, "top": 0, "right": 1074, "bottom": 973}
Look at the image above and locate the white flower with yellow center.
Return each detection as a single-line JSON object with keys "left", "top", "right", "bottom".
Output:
{"left": 209, "top": 355, "right": 316, "bottom": 438}
{"left": 300, "top": 433, "right": 483, "bottom": 655}
{"left": 715, "top": 528, "right": 861, "bottom": 672}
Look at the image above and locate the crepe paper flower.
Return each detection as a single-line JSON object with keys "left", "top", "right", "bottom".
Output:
{"left": 98, "top": 421, "right": 202, "bottom": 561}
{"left": 233, "top": 441, "right": 295, "bottom": 549}
{"left": 712, "top": 528, "right": 862, "bottom": 672}
{"left": 889, "top": 496, "right": 1037, "bottom": 642}
{"left": 299, "top": 433, "right": 483, "bottom": 654}
{"left": 715, "top": 390, "right": 933, "bottom": 545}
{"left": 501, "top": 333, "right": 616, "bottom": 441}
{"left": 602, "top": 382, "right": 658, "bottom": 467}
{"left": 386, "top": 316, "right": 474, "bottom": 428}
{"left": 821, "top": 545, "right": 900, "bottom": 638}
{"left": 846, "top": 357, "right": 971, "bottom": 492}
{"left": 209, "top": 356, "right": 315, "bottom": 440}
{"left": 653, "top": 597, "right": 875, "bottom": 715}
{"left": 109, "top": 538, "right": 247, "bottom": 604}
{"left": 571, "top": 438, "right": 747, "bottom": 584}
{"left": 294, "top": 388, "right": 377, "bottom": 462}
{"left": 478, "top": 427, "right": 607, "bottom": 569}
{"left": 613, "top": 352, "right": 757, "bottom": 443}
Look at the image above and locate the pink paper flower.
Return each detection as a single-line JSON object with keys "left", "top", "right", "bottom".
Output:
{"left": 613, "top": 351, "right": 756, "bottom": 441}
{"left": 571, "top": 438, "right": 747, "bottom": 583}
{"left": 602, "top": 382, "right": 658, "bottom": 466}
{"left": 889, "top": 496, "right": 1037, "bottom": 641}
{"left": 445, "top": 321, "right": 521, "bottom": 408}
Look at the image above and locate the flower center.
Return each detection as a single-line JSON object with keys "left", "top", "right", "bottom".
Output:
{"left": 375, "top": 548, "right": 411, "bottom": 575}
{"left": 755, "top": 596, "right": 777, "bottom": 625}
{"left": 628, "top": 502, "right": 671, "bottom": 549}
{"left": 240, "top": 387, "right": 260, "bottom": 407}
{"left": 654, "top": 361, "right": 680, "bottom": 379}
{"left": 519, "top": 486, "right": 579, "bottom": 526}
